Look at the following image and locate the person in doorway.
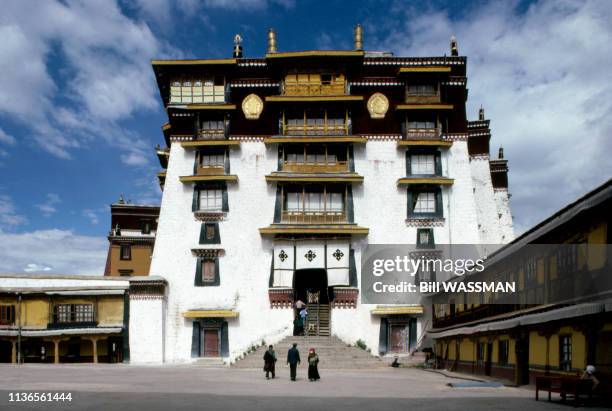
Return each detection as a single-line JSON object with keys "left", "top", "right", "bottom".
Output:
{"left": 287, "top": 343, "right": 301, "bottom": 381}
{"left": 295, "top": 299, "right": 306, "bottom": 310}
{"left": 299, "top": 307, "right": 308, "bottom": 334}
{"left": 308, "top": 348, "right": 320, "bottom": 381}
{"left": 263, "top": 345, "right": 277, "bottom": 380}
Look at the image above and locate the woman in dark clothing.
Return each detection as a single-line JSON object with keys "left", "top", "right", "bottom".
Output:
{"left": 307, "top": 348, "right": 320, "bottom": 381}
{"left": 263, "top": 345, "right": 277, "bottom": 379}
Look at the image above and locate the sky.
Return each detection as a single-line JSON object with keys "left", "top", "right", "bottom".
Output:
{"left": 0, "top": 0, "right": 610, "bottom": 275}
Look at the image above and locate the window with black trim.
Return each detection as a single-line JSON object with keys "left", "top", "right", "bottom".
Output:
{"left": 120, "top": 245, "right": 132, "bottom": 260}
{"left": 193, "top": 183, "right": 228, "bottom": 213}
{"left": 407, "top": 84, "right": 437, "bottom": 96}
{"left": 195, "top": 148, "right": 227, "bottom": 174}
{"left": 417, "top": 228, "right": 435, "bottom": 248}
{"left": 195, "top": 257, "right": 220, "bottom": 286}
{"left": 407, "top": 187, "right": 442, "bottom": 218}
{"left": 140, "top": 219, "right": 152, "bottom": 235}
{"left": 559, "top": 335, "right": 572, "bottom": 371}
{"left": 476, "top": 342, "right": 485, "bottom": 364}
{"left": 0, "top": 305, "right": 15, "bottom": 325}
{"left": 498, "top": 340, "right": 509, "bottom": 365}
{"left": 54, "top": 304, "right": 95, "bottom": 324}
{"left": 200, "top": 223, "right": 220, "bottom": 244}
{"left": 407, "top": 149, "right": 442, "bottom": 176}
{"left": 415, "top": 258, "right": 435, "bottom": 283}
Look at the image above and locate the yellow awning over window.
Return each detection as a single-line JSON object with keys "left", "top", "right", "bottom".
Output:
{"left": 182, "top": 310, "right": 239, "bottom": 318}
{"left": 370, "top": 306, "right": 424, "bottom": 315}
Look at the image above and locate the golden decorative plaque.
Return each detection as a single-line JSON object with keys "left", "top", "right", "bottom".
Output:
{"left": 242, "top": 94, "right": 264, "bottom": 120}
{"left": 367, "top": 92, "right": 389, "bottom": 119}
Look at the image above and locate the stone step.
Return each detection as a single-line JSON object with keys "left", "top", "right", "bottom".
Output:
{"left": 232, "top": 335, "right": 387, "bottom": 369}
{"left": 193, "top": 357, "right": 227, "bottom": 367}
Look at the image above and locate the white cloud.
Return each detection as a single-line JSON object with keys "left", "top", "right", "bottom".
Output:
{"left": 372, "top": 0, "right": 612, "bottom": 234}
{"left": 0, "top": 0, "right": 180, "bottom": 163}
{"left": 82, "top": 209, "right": 101, "bottom": 225}
{"left": 24, "top": 263, "right": 52, "bottom": 273}
{"left": 0, "top": 229, "right": 107, "bottom": 275}
{"left": 203, "top": 0, "right": 295, "bottom": 9}
{"left": 0, "top": 127, "right": 16, "bottom": 145}
{"left": 35, "top": 193, "right": 61, "bottom": 217}
{"left": 0, "top": 194, "right": 27, "bottom": 228}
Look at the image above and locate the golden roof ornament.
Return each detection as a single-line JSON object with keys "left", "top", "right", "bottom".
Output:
{"left": 367, "top": 93, "right": 389, "bottom": 119}
{"left": 354, "top": 24, "right": 363, "bottom": 51}
{"left": 233, "top": 34, "right": 243, "bottom": 58}
{"left": 267, "top": 28, "right": 277, "bottom": 53}
{"left": 450, "top": 35, "right": 458, "bottom": 56}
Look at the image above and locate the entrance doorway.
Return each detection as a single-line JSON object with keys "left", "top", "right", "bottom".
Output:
{"left": 293, "top": 269, "right": 329, "bottom": 303}
{"left": 201, "top": 328, "right": 220, "bottom": 357}
{"left": 485, "top": 342, "right": 493, "bottom": 376}
{"left": 515, "top": 336, "right": 530, "bottom": 385}
{"left": 293, "top": 269, "right": 330, "bottom": 336}
{"left": 387, "top": 317, "right": 417, "bottom": 353}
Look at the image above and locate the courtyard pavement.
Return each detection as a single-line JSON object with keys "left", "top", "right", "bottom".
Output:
{"left": 0, "top": 364, "right": 604, "bottom": 411}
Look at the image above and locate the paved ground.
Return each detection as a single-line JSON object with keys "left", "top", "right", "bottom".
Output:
{"left": 0, "top": 364, "right": 605, "bottom": 411}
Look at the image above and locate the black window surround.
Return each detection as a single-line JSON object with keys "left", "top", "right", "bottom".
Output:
{"left": 194, "top": 257, "right": 220, "bottom": 287}
{"left": 194, "top": 147, "right": 230, "bottom": 174}
{"left": 406, "top": 149, "right": 442, "bottom": 176}
{"left": 416, "top": 228, "right": 435, "bottom": 248}
{"left": 120, "top": 245, "right": 132, "bottom": 261}
{"left": 192, "top": 182, "right": 229, "bottom": 213}
{"left": 199, "top": 223, "right": 221, "bottom": 244}
{"left": 407, "top": 186, "right": 443, "bottom": 218}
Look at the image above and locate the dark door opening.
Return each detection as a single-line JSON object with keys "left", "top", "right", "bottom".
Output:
{"left": 515, "top": 336, "right": 530, "bottom": 385}
{"left": 485, "top": 342, "right": 493, "bottom": 376}
{"left": 293, "top": 269, "right": 329, "bottom": 304}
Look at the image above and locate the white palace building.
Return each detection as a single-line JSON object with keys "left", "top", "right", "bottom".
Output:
{"left": 128, "top": 28, "right": 514, "bottom": 364}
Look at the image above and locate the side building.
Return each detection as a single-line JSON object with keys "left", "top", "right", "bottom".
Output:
{"left": 0, "top": 275, "right": 129, "bottom": 363}
{"left": 146, "top": 27, "right": 513, "bottom": 364}
{"left": 429, "top": 179, "right": 611, "bottom": 386}
{"left": 104, "top": 198, "right": 160, "bottom": 277}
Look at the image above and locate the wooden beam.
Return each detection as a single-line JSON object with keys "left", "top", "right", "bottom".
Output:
{"left": 181, "top": 140, "right": 241, "bottom": 148}
{"left": 265, "top": 95, "right": 363, "bottom": 102}
{"left": 398, "top": 66, "right": 451, "bottom": 74}
{"left": 259, "top": 226, "right": 369, "bottom": 235}
{"left": 152, "top": 58, "right": 237, "bottom": 66}
{"left": 265, "top": 174, "right": 364, "bottom": 183}
{"left": 397, "top": 177, "right": 455, "bottom": 186}
{"left": 397, "top": 140, "right": 453, "bottom": 147}
{"left": 264, "top": 136, "right": 367, "bottom": 144}
{"left": 396, "top": 104, "right": 454, "bottom": 110}
{"left": 179, "top": 175, "right": 238, "bottom": 183}
{"left": 266, "top": 50, "right": 364, "bottom": 59}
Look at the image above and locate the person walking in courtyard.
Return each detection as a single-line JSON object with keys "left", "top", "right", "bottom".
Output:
{"left": 308, "top": 348, "right": 320, "bottom": 381}
{"left": 263, "top": 345, "right": 277, "bottom": 380}
{"left": 287, "top": 343, "right": 301, "bottom": 381}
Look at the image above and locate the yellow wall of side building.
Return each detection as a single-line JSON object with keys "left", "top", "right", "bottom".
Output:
{"left": 97, "top": 296, "right": 124, "bottom": 325}
{"left": 109, "top": 244, "right": 152, "bottom": 276}
{"left": 0, "top": 295, "right": 124, "bottom": 327}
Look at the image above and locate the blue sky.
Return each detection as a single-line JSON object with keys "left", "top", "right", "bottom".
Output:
{"left": 0, "top": 0, "right": 611, "bottom": 274}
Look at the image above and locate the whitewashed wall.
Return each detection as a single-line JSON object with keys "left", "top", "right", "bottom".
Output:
{"left": 129, "top": 296, "right": 165, "bottom": 363}
{"left": 147, "top": 137, "right": 512, "bottom": 362}
{"left": 470, "top": 155, "right": 503, "bottom": 244}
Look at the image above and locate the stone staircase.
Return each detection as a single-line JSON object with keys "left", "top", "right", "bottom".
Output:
{"left": 305, "top": 303, "right": 330, "bottom": 336}
{"left": 232, "top": 335, "right": 386, "bottom": 369}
